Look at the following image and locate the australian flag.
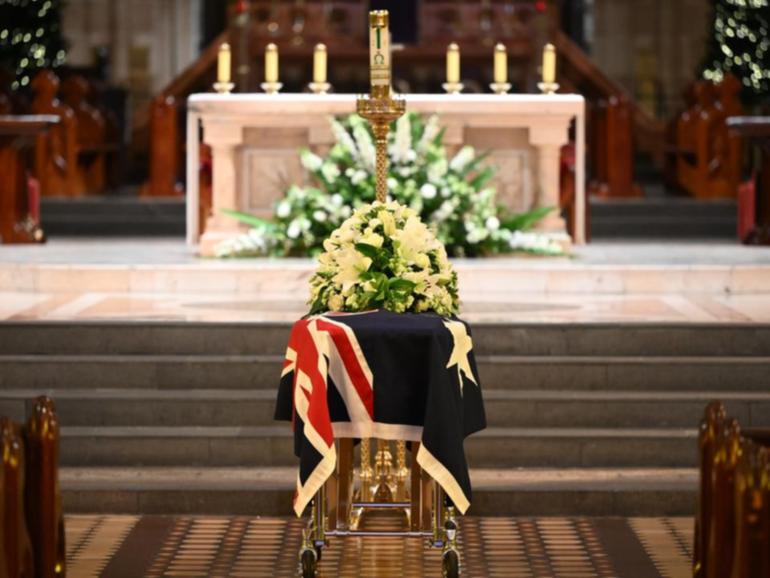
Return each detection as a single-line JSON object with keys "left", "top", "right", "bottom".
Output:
{"left": 275, "top": 309, "right": 486, "bottom": 516}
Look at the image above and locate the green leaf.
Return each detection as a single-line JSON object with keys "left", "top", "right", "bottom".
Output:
{"left": 469, "top": 166, "right": 495, "bottom": 190}
{"left": 432, "top": 127, "right": 447, "bottom": 146}
{"left": 461, "top": 151, "right": 492, "bottom": 177}
{"left": 220, "top": 208, "right": 276, "bottom": 230}
{"left": 354, "top": 243, "right": 380, "bottom": 261}
{"left": 502, "top": 206, "right": 555, "bottom": 232}
{"left": 388, "top": 278, "right": 416, "bottom": 294}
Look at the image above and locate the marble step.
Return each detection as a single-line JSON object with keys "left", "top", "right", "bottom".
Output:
{"left": 589, "top": 198, "right": 737, "bottom": 240}
{"left": 41, "top": 197, "right": 185, "bottom": 237}
{"left": 2, "top": 388, "right": 769, "bottom": 429}
{"left": 3, "top": 354, "right": 770, "bottom": 391}
{"left": 3, "top": 321, "right": 770, "bottom": 357}
{"left": 60, "top": 466, "right": 697, "bottom": 517}
{"left": 3, "top": 261, "right": 769, "bottom": 295}
{"left": 57, "top": 425, "right": 699, "bottom": 469}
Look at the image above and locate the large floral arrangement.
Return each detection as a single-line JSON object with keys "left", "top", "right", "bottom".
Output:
{"left": 309, "top": 201, "right": 459, "bottom": 316}
{"left": 216, "top": 112, "right": 563, "bottom": 259}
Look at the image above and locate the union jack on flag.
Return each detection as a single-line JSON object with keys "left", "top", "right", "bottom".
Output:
{"left": 275, "top": 310, "right": 486, "bottom": 516}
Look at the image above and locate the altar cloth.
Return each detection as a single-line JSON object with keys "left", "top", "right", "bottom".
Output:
{"left": 275, "top": 310, "right": 486, "bottom": 516}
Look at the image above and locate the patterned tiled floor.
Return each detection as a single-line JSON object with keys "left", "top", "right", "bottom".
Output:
{"left": 64, "top": 515, "right": 693, "bottom": 578}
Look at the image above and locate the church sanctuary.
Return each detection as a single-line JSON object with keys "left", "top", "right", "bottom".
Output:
{"left": 2, "top": 0, "right": 770, "bottom": 576}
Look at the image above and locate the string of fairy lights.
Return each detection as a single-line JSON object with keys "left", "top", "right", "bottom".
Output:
{"left": 702, "top": 0, "right": 770, "bottom": 100}
{"left": 0, "top": 0, "right": 67, "bottom": 90}
{"left": 0, "top": 0, "right": 767, "bottom": 101}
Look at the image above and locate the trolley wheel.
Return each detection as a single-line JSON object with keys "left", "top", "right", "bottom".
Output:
{"left": 442, "top": 549, "right": 460, "bottom": 578}
{"left": 300, "top": 548, "right": 317, "bottom": 578}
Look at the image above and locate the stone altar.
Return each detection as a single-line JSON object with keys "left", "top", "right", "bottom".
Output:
{"left": 186, "top": 93, "right": 585, "bottom": 255}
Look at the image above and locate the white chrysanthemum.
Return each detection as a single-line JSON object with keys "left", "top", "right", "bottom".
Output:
{"left": 287, "top": 220, "right": 302, "bottom": 239}
{"left": 321, "top": 163, "right": 340, "bottom": 183}
{"left": 420, "top": 183, "right": 437, "bottom": 199}
{"left": 276, "top": 200, "right": 291, "bottom": 218}
{"left": 485, "top": 216, "right": 500, "bottom": 231}
{"left": 427, "top": 158, "right": 448, "bottom": 183}
{"left": 313, "top": 210, "right": 328, "bottom": 223}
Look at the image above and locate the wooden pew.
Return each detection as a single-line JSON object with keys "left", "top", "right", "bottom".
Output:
{"left": 1, "top": 419, "right": 35, "bottom": 578}
{"left": 731, "top": 439, "right": 770, "bottom": 578}
{"left": 694, "top": 402, "right": 770, "bottom": 578}
{"left": 0, "top": 115, "right": 58, "bottom": 244}
{"left": 141, "top": 94, "right": 183, "bottom": 197}
{"left": 674, "top": 76, "right": 743, "bottom": 199}
{"left": 588, "top": 95, "right": 639, "bottom": 198}
{"left": 23, "top": 397, "right": 66, "bottom": 578}
{"left": 30, "top": 71, "right": 81, "bottom": 198}
{"left": 60, "top": 75, "right": 109, "bottom": 195}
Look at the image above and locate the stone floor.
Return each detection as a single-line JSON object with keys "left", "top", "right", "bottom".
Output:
{"left": 65, "top": 515, "right": 693, "bottom": 578}
{"left": 3, "top": 290, "right": 770, "bottom": 323}
{"left": 3, "top": 238, "right": 770, "bottom": 266}
{"left": 3, "top": 239, "right": 770, "bottom": 323}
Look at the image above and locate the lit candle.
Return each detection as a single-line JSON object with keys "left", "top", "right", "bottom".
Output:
{"left": 494, "top": 43, "right": 507, "bottom": 84}
{"left": 313, "top": 43, "right": 327, "bottom": 84}
{"left": 542, "top": 43, "right": 556, "bottom": 84}
{"left": 369, "top": 10, "right": 390, "bottom": 97}
{"left": 447, "top": 43, "right": 460, "bottom": 84}
{"left": 217, "top": 43, "right": 231, "bottom": 84}
{"left": 265, "top": 43, "right": 279, "bottom": 83}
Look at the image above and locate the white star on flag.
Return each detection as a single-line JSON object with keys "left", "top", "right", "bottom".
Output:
{"left": 443, "top": 319, "right": 478, "bottom": 395}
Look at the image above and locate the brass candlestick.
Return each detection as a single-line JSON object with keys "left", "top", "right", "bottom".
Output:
{"left": 308, "top": 81, "right": 332, "bottom": 94}
{"left": 538, "top": 81, "right": 560, "bottom": 95}
{"left": 490, "top": 82, "right": 511, "bottom": 95}
{"left": 356, "top": 10, "right": 405, "bottom": 203}
{"left": 213, "top": 81, "right": 235, "bottom": 94}
{"left": 260, "top": 81, "right": 283, "bottom": 94}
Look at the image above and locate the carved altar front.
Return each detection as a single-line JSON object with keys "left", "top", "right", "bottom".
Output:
{"left": 186, "top": 93, "right": 585, "bottom": 255}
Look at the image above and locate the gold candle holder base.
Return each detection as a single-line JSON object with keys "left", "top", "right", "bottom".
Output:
{"left": 537, "top": 81, "right": 560, "bottom": 95}
{"left": 490, "top": 82, "right": 512, "bottom": 95}
{"left": 260, "top": 81, "right": 283, "bottom": 94}
{"left": 356, "top": 93, "right": 406, "bottom": 203}
{"left": 213, "top": 81, "right": 235, "bottom": 94}
{"left": 442, "top": 82, "right": 464, "bottom": 95}
{"left": 308, "top": 81, "right": 332, "bottom": 95}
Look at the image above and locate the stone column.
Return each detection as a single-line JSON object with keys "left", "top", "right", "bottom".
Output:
{"left": 530, "top": 124, "right": 569, "bottom": 240}
{"left": 199, "top": 120, "right": 243, "bottom": 257}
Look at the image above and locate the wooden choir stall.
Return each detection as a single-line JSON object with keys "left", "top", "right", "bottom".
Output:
{"left": 0, "top": 115, "right": 58, "bottom": 244}
{"left": 1, "top": 397, "right": 66, "bottom": 578}
{"left": 694, "top": 402, "right": 770, "bottom": 578}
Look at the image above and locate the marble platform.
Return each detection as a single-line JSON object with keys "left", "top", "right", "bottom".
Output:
{"left": 2, "top": 239, "right": 770, "bottom": 323}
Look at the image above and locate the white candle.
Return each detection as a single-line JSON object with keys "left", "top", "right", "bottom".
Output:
{"left": 217, "top": 43, "right": 231, "bottom": 84}
{"left": 494, "top": 43, "right": 507, "bottom": 84}
{"left": 313, "top": 43, "right": 327, "bottom": 84}
{"left": 369, "top": 10, "right": 390, "bottom": 95}
{"left": 265, "top": 43, "right": 279, "bottom": 83}
{"left": 447, "top": 43, "right": 460, "bottom": 84}
{"left": 542, "top": 43, "right": 556, "bottom": 84}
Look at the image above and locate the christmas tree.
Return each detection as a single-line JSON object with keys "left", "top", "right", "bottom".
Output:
{"left": 0, "top": 0, "right": 68, "bottom": 90}
{"left": 702, "top": 0, "right": 770, "bottom": 104}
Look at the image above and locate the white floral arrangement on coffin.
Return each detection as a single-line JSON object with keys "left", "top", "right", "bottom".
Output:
{"left": 309, "top": 200, "right": 459, "bottom": 317}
